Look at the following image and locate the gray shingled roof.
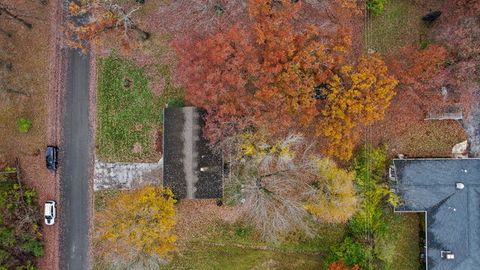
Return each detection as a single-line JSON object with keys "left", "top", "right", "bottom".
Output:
{"left": 393, "top": 159, "right": 480, "bottom": 270}
{"left": 163, "top": 107, "right": 223, "bottom": 199}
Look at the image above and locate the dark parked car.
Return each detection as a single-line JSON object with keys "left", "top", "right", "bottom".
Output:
{"left": 46, "top": 146, "right": 58, "bottom": 171}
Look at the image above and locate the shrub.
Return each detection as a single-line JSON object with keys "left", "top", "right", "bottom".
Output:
{"left": 304, "top": 158, "right": 358, "bottom": 223}
{"left": 327, "top": 237, "right": 373, "bottom": 269}
{"left": 17, "top": 118, "right": 32, "bottom": 134}
{"left": 20, "top": 236, "right": 44, "bottom": 257}
{"left": 419, "top": 40, "right": 430, "bottom": 50}
{"left": 329, "top": 260, "right": 361, "bottom": 270}
{"left": 233, "top": 223, "right": 253, "bottom": 238}
{"left": 348, "top": 208, "right": 389, "bottom": 239}
{"left": 367, "top": 0, "right": 387, "bottom": 16}
{"left": 167, "top": 97, "right": 184, "bottom": 107}
{"left": 351, "top": 145, "right": 399, "bottom": 239}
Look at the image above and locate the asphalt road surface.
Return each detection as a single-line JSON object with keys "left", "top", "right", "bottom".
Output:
{"left": 60, "top": 49, "right": 91, "bottom": 270}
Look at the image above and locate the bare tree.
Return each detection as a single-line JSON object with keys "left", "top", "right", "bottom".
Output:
{"left": 65, "top": 0, "right": 150, "bottom": 52}
{"left": 226, "top": 133, "right": 359, "bottom": 242}
{"left": 157, "top": 0, "right": 247, "bottom": 35}
{"left": 226, "top": 134, "right": 316, "bottom": 242}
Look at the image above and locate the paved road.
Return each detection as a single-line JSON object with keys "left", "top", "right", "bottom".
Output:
{"left": 60, "top": 49, "right": 91, "bottom": 269}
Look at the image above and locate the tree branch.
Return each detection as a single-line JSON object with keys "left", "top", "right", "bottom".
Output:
{"left": 0, "top": 7, "right": 33, "bottom": 29}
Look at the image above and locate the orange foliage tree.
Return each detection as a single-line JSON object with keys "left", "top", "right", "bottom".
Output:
{"left": 249, "top": 0, "right": 351, "bottom": 130}
{"left": 175, "top": 0, "right": 394, "bottom": 160}
{"left": 175, "top": 0, "right": 351, "bottom": 143}
{"left": 319, "top": 55, "right": 397, "bottom": 160}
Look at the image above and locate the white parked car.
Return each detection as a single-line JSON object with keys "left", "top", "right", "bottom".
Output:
{"left": 44, "top": 200, "right": 56, "bottom": 225}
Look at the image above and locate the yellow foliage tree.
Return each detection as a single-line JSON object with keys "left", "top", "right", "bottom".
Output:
{"left": 304, "top": 158, "right": 358, "bottom": 223}
{"left": 95, "top": 186, "right": 177, "bottom": 267}
{"left": 319, "top": 55, "right": 397, "bottom": 160}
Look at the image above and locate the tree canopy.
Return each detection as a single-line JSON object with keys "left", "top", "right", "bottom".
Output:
{"left": 95, "top": 186, "right": 177, "bottom": 268}
{"left": 304, "top": 158, "right": 358, "bottom": 223}
{"left": 175, "top": 0, "right": 396, "bottom": 160}
{"left": 320, "top": 55, "right": 397, "bottom": 160}
{"left": 0, "top": 170, "right": 43, "bottom": 269}
{"left": 226, "top": 133, "right": 358, "bottom": 241}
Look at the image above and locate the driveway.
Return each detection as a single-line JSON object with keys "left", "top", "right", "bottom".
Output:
{"left": 59, "top": 49, "right": 91, "bottom": 269}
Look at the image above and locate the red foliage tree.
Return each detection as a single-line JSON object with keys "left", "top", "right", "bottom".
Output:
{"left": 175, "top": 0, "right": 352, "bottom": 143}
{"left": 173, "top": 26, "right": 259, "bottom": 143}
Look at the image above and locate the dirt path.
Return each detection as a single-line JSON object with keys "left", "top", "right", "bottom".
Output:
{"left": 28, "top": 0, "right": 65, "bottom": 268}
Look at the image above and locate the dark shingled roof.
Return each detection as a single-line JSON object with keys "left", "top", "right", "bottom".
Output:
{"left": 393, "top": 159, "right": 480, "bottom": 270}
{"left": 163, "top": 107, "right": 223, "bottom": 199}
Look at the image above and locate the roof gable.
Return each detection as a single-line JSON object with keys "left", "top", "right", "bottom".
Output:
{"left": 393, "top": 159, "right": 480, "bottom": 270}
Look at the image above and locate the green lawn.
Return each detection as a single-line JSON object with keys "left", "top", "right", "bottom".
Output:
{"left": 376, "top": 212, "right": 421, "bottom": 270}
{"left": 168, "top": 221, "right": 346, "bottom": 269}
{"left": 166, "top": 244, "right": 323, "bottom": 270}
{"left": 364, "top": 0, "right": 440, "bottom": 54}
{"left": 97, "top": 54, "right": 161, "bottom": 162}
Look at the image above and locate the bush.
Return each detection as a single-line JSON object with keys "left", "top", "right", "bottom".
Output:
{"left": 167, "top": 97, "right": 184, "bottom": 107}
{"left": 17, "top": 118, "right": 32, "bottom": 134}
{"left": 419, "top": 40, "right": 430, "bottom": 50}
{"left": 327, "top": 237, "right": 373, "bottom": 269}
{"left": 332, "top": 145, "right": 400, "bottom": 269}
{"left": 367, "top": 0, "right": 387, "bottom": 16}
{"left": 21, "top": 236, "right": 44, "bottom": 257}
{"left": 351, "top": 145, "right": 399, "bottom": 239}
{"left": 234, "top": 224, "right": 253, "bottom": 238}
{"left": 348, "top": 208, "right": 389, "bottom": 239}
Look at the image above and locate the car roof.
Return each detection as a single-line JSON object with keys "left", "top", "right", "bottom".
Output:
{"left": 45, "top": 203, "right": 52, "bottom": 216}
{"left": 44, "top": 201, "right": 54, "bottom": 215}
